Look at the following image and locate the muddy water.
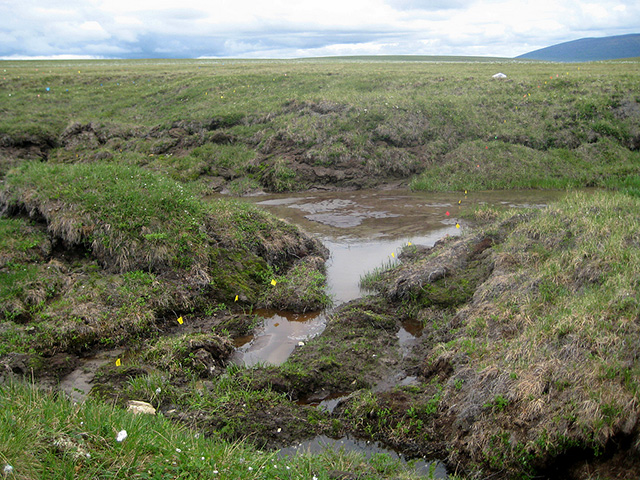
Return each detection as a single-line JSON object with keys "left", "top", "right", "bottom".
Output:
{"left": 231, "top": 188, "right": 565, "bottom": 366}
{"left": 278, "top": 434, "right": 447, "bottom": 478}
{"left": 59, "top": 349, "right": 124, "bottom": 403}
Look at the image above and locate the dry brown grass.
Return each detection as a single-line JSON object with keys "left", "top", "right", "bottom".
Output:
{"left": 375, "top": 190, "right": 640, "bottom": 475}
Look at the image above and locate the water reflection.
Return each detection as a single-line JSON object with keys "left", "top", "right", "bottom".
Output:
{"left": 278, "top": 434, "right": 448, "bottom": 478}
{"left": 229, "top": 188, "right": 565, "bottom": 366}
{"left": 231, "top": 309, "right": 326, "bottom": 367}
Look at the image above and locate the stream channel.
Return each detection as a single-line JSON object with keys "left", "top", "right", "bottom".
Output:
{"left": 231, "top": 188, "right": 563, "bottom": 367}
{"left": 59, "top": 188, "right": 564, "bottom": 476}
{"left": 229, "top": 188, "right": 562, "bottom": 477}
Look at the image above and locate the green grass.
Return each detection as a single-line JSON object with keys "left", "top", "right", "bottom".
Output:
{"left": 376, "top": 189, "right": 640, "bottom": 475}
{"left": 2, "top": 161, "right": 209, "bottom": 272}
{"left": 0, "top": 161, "right": 327, "bottom": 354}
{"left": 1, "top": 59, "right": 639, "bottom": 192}
{"left": 409, "top": 138, "right": 640, "bottom": 192}
{"left": 2, "top": 58, "right": 640, "bottom": 478}
{"left": 0, "top": 379, "right": 433, "bottom": 480}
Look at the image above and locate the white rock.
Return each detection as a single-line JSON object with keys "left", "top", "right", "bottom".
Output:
{"left": 127, "top": 400, "right": 156, "bottom": 415}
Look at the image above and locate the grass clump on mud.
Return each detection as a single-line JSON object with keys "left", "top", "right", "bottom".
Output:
{"left": 248, "top": 296, "right": 402, "bottom": 399}
{"left": 358, "top": 190, "right": 640, "bottom": 478}
{"left": 0, "top": 161, "right": 327, "bottom": 357}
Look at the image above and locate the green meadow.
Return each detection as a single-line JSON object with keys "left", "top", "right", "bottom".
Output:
{"left": 1, "top": 57, "right": 640, "bottom": 479}
{"left": 1, "top": 58, "right": 639, "bottom": 193}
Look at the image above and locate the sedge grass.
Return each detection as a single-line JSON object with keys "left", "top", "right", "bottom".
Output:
{"left": 0, "top": 379, "right": 432, "bottom": 480}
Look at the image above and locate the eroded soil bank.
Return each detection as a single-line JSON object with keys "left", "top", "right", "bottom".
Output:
{"left": 84, "top": 190, "right": 638, "bottom": 480}
{"left": 4, "top": 187, "right": 637, "bottom": 480}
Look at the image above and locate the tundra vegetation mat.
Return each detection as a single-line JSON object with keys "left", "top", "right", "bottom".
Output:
{"left": 0, "top": 59, "right": 639, "bottom": 194}
{"left": 1, "top": 58, "right": 640, "bottom": 479}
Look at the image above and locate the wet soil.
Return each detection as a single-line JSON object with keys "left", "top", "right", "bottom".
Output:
{"left": 229, "top": 188, "right": 564, "bottom": 366}
{"left": 18, "top": 187, "right": 624, "bottom": 479}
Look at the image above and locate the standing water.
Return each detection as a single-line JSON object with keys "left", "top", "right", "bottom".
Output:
{"left": 231, "top": 188, "right": 564, "bottom": 366}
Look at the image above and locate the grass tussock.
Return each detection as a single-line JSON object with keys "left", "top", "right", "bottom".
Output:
{"left": 0, "top": 161, "right": 327, "bottom": 355}
{"left": 364, "top": 190, "right": 640, "bottom": 476}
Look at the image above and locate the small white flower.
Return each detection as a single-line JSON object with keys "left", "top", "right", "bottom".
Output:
{"left": 298, "top": 341, "right": 305, "bottom": 347}
{"left": 3, "top": 465, "right": 14, "bottom": 474}
{"left": 201, "top": 456, "right": 205, "bottom": 461}
{"left": 248, "top": 467, "right": 253, "bottom": 471}
{"left": 277, "top": 428, "right": 282, "bottom": 433}
{"left": 116, "top": 430, "right": 128, "bottom": 442}
{"left": 155, "top": 387, "right": 161, "bottom": 394}
{"left": 213, "top": 470, "right": 218, "bottom": 474}
{"left": 175, "top": 448, "right": 181, "bottom": 453}
{"left": 313, "top": 476, "right": 318, "bottom": 480}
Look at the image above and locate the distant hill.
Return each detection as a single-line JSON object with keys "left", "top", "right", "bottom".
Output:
{"left": 517, "top": 33, "right": 640, "bottom": 62}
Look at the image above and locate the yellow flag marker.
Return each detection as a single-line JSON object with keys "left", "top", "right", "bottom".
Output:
{"left": 234, "top": 295, "right": 239, "bottom": 302}
{"left": 271, "top": 279, "right": 277, "bottom": 286}
{"left": 115, "top": 358, "right": 121, "bottom": 366}
{"left": 177, "top": 316, "right": 184, "bottom": 324}
{"left": 456, "top": 223, "right": 461, "bottom": 229}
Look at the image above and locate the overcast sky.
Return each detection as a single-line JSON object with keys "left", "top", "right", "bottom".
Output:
{"left": 1, "top": 0, "right": 639, "bottom": 59}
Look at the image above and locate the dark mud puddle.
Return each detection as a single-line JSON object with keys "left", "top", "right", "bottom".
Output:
{"left": 232, "top": 188, "right": 564, "bottom": 366}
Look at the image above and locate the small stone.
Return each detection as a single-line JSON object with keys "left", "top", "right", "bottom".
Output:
{"left": 127, "top": 400, "right": 156, "bottom": 415}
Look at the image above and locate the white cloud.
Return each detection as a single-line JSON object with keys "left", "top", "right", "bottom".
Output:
{"left": 0, "top": 0, "right": 638, "bottom": 58}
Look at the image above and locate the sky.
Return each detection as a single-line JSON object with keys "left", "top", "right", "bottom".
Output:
{"left": 1, "top": 0, "right": 639, "bottom": 60}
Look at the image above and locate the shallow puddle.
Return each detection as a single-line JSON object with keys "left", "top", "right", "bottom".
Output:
{"left": 230, "top": 309, "right": 326, "bottom": 367}
{"left": 231, "top": 188, "right": 565, "bottom": 366}
{"left": 58, "top": 349, "right": 124, "bottom": 403}
{"left": 277, "top": 434, "right": 448, "bottom": 478}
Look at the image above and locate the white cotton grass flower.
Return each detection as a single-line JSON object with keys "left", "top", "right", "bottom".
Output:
{"left": 116, "top": 430, "right": 128, "bottom": 442}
